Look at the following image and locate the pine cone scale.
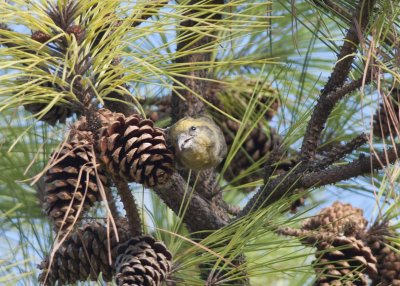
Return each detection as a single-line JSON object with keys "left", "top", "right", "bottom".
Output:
{"left": 115, "top": 235, "right": 172, "bottom": 286}
{"left": 98, "top": 109, "right": 174, "bottom": 187}
{"left": 44, "top": 131, "right": 108, "bottom": 235}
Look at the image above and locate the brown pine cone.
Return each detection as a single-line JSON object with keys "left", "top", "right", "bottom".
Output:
{"left": 31, "top": 30, "right": 51, "bottom": 43}
{"left": 38, "top": 218, "right": 129, "bottom": 286}
{"left": 366, "top": 223, "right": 400, "bottom": 286}
{"left": 220, "top": 119, "right": 282, "bottom": 185}
{"left": 25, "top": 102, "right": 74, "bottom": 126}
{"left": 314, "top": 235, "right": 377, "bottom": 286}
{"left": 373, "top": 88, "right": 400, "bottom": 139}
{"left": 115, "top": 235, "right": 172, "bottom": 286}
{"left": 98, "top": 111, "right": 174, "bottom": 187}
{"left": 44, "top": 131, "right": 108, "bottom": 234}
{"left": 302, "top": 202, "right": 367, "bottom": 238}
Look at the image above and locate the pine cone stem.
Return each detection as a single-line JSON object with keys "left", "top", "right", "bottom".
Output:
{"left": 277, "top": 227, "right": 334, "bottom": 245}
{"left": 114, "top": 177, "right": 142, "bottom": 237}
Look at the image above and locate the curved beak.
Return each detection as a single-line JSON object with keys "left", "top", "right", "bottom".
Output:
{"left": 177, "top": 133, "right": 193, "bottom": 151}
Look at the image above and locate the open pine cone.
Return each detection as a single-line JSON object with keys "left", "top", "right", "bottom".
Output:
{"left": 115, "top": 235, "right": 172, "bottom": 286}
{"left": 302, "top": 201, "right": 367, "bottom": 238}
{"left": 98, "top": 110, "right": 174, "bottom": 187}
{"left": 314, "top": 235, "right": 377, "bottom": 286}
{"left": 370, "top": 241, "right": 400, "bottom": 286}
{"left": 44, "top": 130, "right": 108, "bottom": 235}
{"left": 38, "top": 218, "right": 129, "bottom": 286}
{"left": 280, "top": 202, "right": 377, "bottom": 285}
{"left": 366, "top": 223, "right": 400, "bottom": 286}
{"left": 219, "top": 119, "right": 282, "bottom": 185}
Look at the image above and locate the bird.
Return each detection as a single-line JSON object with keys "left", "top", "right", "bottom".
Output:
{"left": 167, "top": 116, "right": 227, "bottom": 171}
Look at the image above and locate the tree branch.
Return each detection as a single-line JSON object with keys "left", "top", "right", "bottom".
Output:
{"left": 239, "top": 144, "right": 400, "bottom": 219}
{"left": 113, "top": 177, "right": 142, "bottom": 237}
{"left": 164, "top": 1, "right": 230, "bottom": 233}
{"left": 171, "top": 0, "right": 224, "bottom": 122}
{"left": 313, "top": 133, "right": 368, "bottom": 170}
{"left": 300, "top": 0, "right": 376, "bottom": 161}
{"left": 300, "top": 144, "right": 400, "bottom": 188}
{"left": 154, "top": 173, "right": 228, "bottom": 233}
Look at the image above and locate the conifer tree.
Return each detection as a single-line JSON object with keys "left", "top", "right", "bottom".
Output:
{"left": 0, "top": 1, "right": 399, "bottom": 285}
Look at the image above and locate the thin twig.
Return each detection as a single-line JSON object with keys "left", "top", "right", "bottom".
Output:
{"left": 300, "top": 144, "right": 400, "bottom": 188}
{"left": 300, "top": 0, "right": 376, "bottom": 161}
{"left": 238, "top": 143, "right": 400, "bottom": 218}
{"left": 313, "top": 133, "right": 369, "bottom": 170}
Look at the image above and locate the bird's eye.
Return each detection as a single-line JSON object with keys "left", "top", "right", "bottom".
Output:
{"left": 190, "top": 126, "right": 197, "bottom": 131}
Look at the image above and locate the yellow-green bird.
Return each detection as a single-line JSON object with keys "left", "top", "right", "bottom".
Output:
{"left": 167, "top": 116, "right": 227, "bottom": 171}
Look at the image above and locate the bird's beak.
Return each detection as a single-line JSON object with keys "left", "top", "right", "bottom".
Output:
{"left": 177, "top": 133, "right": 192, "bottom": 151}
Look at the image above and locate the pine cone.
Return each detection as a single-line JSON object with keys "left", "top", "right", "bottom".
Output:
{"left": 44, "top": 131, "right": 108, "bottom": 234}
{"left": 366, "top": 224, "right": 400, "bottom": 286}
{"left": 373, "top": 88, "right": 400, "bottom": 138}
{"left": 98, "top": 111, "right": 174, "bottom": 187}
{"left": 25, "top": 102, "right": 74, "bottom": 126}
{"left": 220, "top": 120, "right": 282, "bottom": 185}
{"left": 38, "top": 218, "right": 129, "bottom": 286}
{"left": 314, "top": 235, "right": 377, "bottom": 286}
{"left": 31, "top": 30, "right": 51, "bottom": 43}
{"left": 115, "top": 235, "right": 172, "bottom": 286}
{"left": 66, "top": 24, "right": 85, "bottom": 42}
{"left": 302, "top": 202, "right": 367, "bottom": 238}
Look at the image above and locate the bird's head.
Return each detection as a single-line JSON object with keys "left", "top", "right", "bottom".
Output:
{"left": 167, "top": 116, "right": 227, "bottom": 170}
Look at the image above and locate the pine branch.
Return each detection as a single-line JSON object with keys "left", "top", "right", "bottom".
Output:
{"left": 238, "top": 143, "right": 400, "bottom": 218}
{"left": 154, "top": 173, "right": 228, "bottom": 233}
{"left": 300, "top": 0, "right": 376, "bottom": 161}
{"left": 78, "top": 0, "right": 169, "bottom": 114}
{"left": 170, "top": 0, "right": 224, "bottom": 122}
{"left": 102, "top": 58, "right": 136, "bottom": 116}
{"left": 313, "top": 133, "right": 368, "bottom": 170}
{"left": 165, "top": 1, "right": 230, "bottom": 233}
{"left": 113, "top": 177, "right": 142, "bottom": 237}
{"left": 300, "top": 144, "right": 400, "bottom": 188}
